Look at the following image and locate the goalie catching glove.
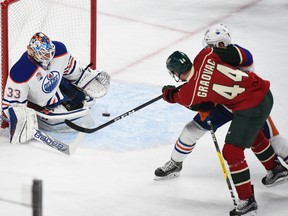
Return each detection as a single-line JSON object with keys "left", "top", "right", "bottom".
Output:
{"left": 75, "top": 67, "right": 111, "bottom": 99}
{"left": 8, "top": 106, "right": 38, "bottom": 144}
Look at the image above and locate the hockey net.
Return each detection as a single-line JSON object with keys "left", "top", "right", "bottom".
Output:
{"left": 0, "top": 0, "right": 96, "bottom": 120}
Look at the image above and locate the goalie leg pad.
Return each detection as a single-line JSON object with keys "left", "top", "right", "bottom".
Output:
{"left": 36, "top": 107, "right": 94, "bottom": 132}
{"left": 8, "top": 107, "right": 38, "bottom": 144}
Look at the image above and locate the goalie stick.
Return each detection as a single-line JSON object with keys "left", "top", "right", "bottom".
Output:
{"left": 32, "top": 129, "right": 84, "bottom": 155}
{"left": 0, "top": 115, "right": 84, "bottom": 155}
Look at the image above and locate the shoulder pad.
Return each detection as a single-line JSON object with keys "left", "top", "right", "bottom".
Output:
{"left": 10, "top": 52, "right": 38, "bottom": 83}
{"left": 233, "top": 44, "right": 254, "bottom": 67}
{"left": 53, "top": 41, "right": 68, "bottom": 57}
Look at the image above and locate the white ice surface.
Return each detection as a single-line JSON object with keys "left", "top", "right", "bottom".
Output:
{"left": 1, "top": 0, "right": 288, "bottom": 215}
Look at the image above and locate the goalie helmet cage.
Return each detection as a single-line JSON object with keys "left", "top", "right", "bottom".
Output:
{"left": 0, "top": 0, "right": 97, "bottom": 117}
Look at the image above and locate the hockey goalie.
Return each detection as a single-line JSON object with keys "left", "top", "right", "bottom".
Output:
{"left": 2, "top": 32, "right": 110, "bottom": 143}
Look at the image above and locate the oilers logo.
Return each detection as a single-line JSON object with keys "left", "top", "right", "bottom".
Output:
{"left": 42, "top": 71, "right": 60, "bottom": 93}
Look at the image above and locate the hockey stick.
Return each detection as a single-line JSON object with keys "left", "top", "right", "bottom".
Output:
{"left": 0, "top": 115, "right": 84, "bottom": 155}
{"left": 65, "top": 84, "right": 185, "bottom": 133}
{"left": 65, "top": 94, "right": 163, "bottom": 133}
{"left": 207, "top": 120, "right": 237, "bottom": 206}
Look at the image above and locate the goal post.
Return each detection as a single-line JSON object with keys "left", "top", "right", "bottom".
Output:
{"left": 0, "top": 0, "right": 97, "bottom": 116}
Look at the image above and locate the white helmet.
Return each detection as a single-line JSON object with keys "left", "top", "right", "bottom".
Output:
{"left": 203, "top": 23, "right": 231, "bottom": 47}
{"left": 27, "top": 32, "right": 55, "bottom": 69}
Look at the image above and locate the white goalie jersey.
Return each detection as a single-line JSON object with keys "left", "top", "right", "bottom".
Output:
{"left": 2, "top": 41, "right": 110, "bottom": 134}
{"left": 3, "top": 41, "right": 107, "bottom": 112}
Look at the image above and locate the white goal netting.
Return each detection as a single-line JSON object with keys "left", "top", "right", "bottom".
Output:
{"left": 0, "top": 0, "right": 96, "bottom": 117}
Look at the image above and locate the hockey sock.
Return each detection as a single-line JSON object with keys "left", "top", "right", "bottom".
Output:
{"left": 171, "top": 139, "right": 196, "bottom": 162}
{"left": 223, "top": 143, "right": 252, "bottom": 200}
{"left": 252, "top": 131, "right": 277, "bottom": 171}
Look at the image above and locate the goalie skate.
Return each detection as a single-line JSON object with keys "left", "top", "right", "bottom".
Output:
{"left": 154, "top": 159, "right": 182, "bottom": 181}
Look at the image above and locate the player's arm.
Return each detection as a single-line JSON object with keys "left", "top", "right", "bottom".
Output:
{"left": 63, "top": 55, "right": 110, "bottom": 99}
{"left": 213, "top": 44, "right": 254, "bottom": 72}
{"left": 50, "top": 41, "right": 111, "bottom": 99}
{"left": 233, "top": 44, "right": 254, "bottom": 72}
{"left": 73, "top": 64, "right": 110, "bottom": 99}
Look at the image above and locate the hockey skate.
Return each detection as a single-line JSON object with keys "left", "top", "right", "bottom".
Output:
{"left": 262, "top": 159, "right": 288, "bottom": 187}
{"left": 229, "top": 194, "right": 258, "bottom": 216}
{"left": 154, "top": 159, "right": 182, "bottom": 181}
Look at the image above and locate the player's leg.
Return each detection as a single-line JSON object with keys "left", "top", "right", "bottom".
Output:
{"left": 154, "top": 120, "right": 205, "bottom": 180}
{"left": 225, "top": 92, "right": 286, "bottom": 215}
{"left": 263, "top": 116, "right": 288, "bottom": 164}
{"left": 154, "top": 104, "right": 233, "bottom": 180}
{"left": 223, "top": 117, "right": 265, "bottom": 215}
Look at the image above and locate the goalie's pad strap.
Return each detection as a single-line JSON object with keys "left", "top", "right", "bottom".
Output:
{"left": 8, "top": 107, "right": 38, "bottom": 144}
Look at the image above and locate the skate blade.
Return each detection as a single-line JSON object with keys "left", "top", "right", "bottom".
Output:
{"left": 265, "top": 175, "right": 288, "bottom": 187}
{"left": 246, "top": 210, "right": 258, "bottom": 216}
{"left": 154, "top": 172, "right": 180, "bottom": 181}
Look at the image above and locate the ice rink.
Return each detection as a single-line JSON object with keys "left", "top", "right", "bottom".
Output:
{"left": 1, "top": 0, "right": 288, "bottom": 215}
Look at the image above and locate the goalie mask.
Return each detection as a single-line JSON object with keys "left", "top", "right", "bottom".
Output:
{"left": 166, "top": 51, "right": 192, "bottom": 82}
{"left": 27, "top": 32, "right": 55, "bottom": 69}
{"left": 203, "top": 23, "right": 231, "bottom": 48}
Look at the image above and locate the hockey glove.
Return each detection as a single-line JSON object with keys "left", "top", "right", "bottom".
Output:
{"left": 162, "top": 85, "right": 178, "bottom": 103}
{"left": 75, "top": 67, "right": 111, "bottom": 99}
{"left": 188, "top": 101, "right": 215, "bottom": 111}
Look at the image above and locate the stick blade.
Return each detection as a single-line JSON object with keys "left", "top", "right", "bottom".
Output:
{"left": 65, "top": 119, "right": 96, "bottom": 133}
{"left": 33, "top": 129, "right": 84, "bottom": 155}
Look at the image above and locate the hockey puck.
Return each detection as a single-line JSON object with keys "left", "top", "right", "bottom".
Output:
{"left": 102, "top": 113, "right": 110, "bottom": 117}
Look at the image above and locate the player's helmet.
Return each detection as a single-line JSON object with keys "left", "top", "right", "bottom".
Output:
{"left": 166, "top": 51, "right": 192, "bottom": 81}
{"left": 27, "top": 32, "right": 55, "bottom": 69}
{"left": 203, "top": 23, "right": 231, "bottom": 47}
